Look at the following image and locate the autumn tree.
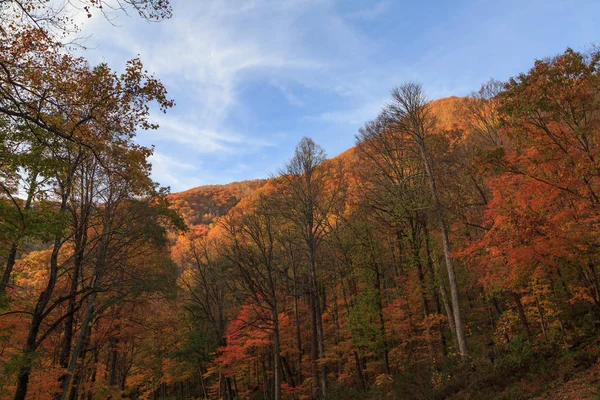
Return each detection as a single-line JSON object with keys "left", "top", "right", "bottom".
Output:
{"left": 384, "top": 83, "right": 469, "bottom": 355}
{"left": 356, "top": 112, "right": 451, "bottom": 363}
{"left": 0, "top": 122, "right": 51, "bottom": 294}
{"left": 276, "top": 137, "right": 336, "bottom": 397}
{"left": 5, "top": 52, "right": 173, "bottom": 400}
{"left": 221, "top": 194, "right": 286, "bottom": 400}
{"left": 176, "top": 232, "right": 236, "bottom": 398}
{"left": 461, "top": 48, "right": 600, "bottom": 347}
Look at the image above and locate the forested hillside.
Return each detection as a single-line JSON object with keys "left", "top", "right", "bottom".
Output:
{"left": 2, "top": 1, "right": 600, "bottom": 399}
{"left": 168, "top": 180, "right": 267, "bottom": 236}
{"left": 166, "top": 66, "right": 600, "bottom": 399}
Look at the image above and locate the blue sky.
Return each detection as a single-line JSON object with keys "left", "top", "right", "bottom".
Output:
{"left": 77, "top": 0, "right": 600, "bottom": 192}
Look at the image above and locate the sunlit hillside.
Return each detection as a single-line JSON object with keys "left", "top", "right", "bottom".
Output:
{"left": 2, "top": 1, "right": 600, "bottom": 399}
{"left": 168, "top": 180, "right": 268, "bottom": 235}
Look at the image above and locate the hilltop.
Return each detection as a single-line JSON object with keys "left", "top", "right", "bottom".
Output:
{"left": 167, "top": 179, "right": 268, "bottom": 235}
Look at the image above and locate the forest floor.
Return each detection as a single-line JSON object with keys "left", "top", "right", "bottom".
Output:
{"left": 531, "top": 359, "right": 600, "bottom": 400}
{"left": 436, "top": 336, "right": 600, "bottom": 400}
{"left": 489, "top": 339, "right": 600, "bottom": 400}
{"left": 325, "top": 338, "right": 600, "bottom": 399}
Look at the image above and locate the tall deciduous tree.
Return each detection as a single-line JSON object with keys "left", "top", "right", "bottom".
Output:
{"left": 386, "top": 83, "right": 469, "bottom": 355}
{"left": 277, "top": 137, "right": 334, "bottom": 398}
{"left": 222, "top": 194, "right": 285, "bottom": 400}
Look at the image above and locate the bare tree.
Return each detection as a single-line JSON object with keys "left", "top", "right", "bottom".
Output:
{"left": 460, "top": 78, "right": 505, "bottom": 147}
{"left": 385, "top": 83, "right": 468, "bottom": 355}
{"left": 222, "top": 194, "right": 285, "bottom": 400}
{"left": 277, "top": 137, "right": 333, "bottom": 398}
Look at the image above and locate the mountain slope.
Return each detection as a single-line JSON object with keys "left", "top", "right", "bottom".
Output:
{"left": 167, "top": 96, "right": 465, "bottom": 234}
{"left": 167, "top": 179, "right": 268, "bottom": 235}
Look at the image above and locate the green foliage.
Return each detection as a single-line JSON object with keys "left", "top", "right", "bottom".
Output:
{"left": 172, "top": 325, "right": 219, "bottom": 366}
{"left": 496, "top": 337, "right": 533, "bottom": 373}
{"left": 348, "top": 286, "right": 384, "bottom": 354}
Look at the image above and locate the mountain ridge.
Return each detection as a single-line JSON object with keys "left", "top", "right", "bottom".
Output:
{"left": 167, "top": 96, "right": 465, "bottom": 234}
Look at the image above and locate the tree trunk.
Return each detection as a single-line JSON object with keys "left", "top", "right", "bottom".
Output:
{"left": 440, "top": 281, "right": 458, "bottom": 350}
{"left": 14, "top": 184, "right": 69, "bottom": 400}
{"left": 199, "top": 366, "right": 207, "bottom": 399}
{"left": 310, "top": 294, "right": 319, "bottom": 400}
{"left": 273, "top": 318, "right": 282, "bottom": 400}
{"left": 535, "top": 296, "right": 548, "bottom": 342}
{"left": 61, "top": 217, "right": 110, "bottom": 400}
{"left": 309, "top": 251, "right": 326, "bottom": 396}
{"left": 61, "top": 291, "right": 96, "bottom": 400}
{"left": 68, "top": 323, "right": 92, "bottom": 400}
{"left": 512, "top": 292, "right": 532, "bottom": 342}
{"left": 374, "top": 262, "right": 391, "bottom": 375}
{"left": 422, "top": 155, "right": 468, "bottom": 355}
{"left": 59, "top": 228, "right": 87, "bottom": 372}
{"left": 353, "top": 350, "right": 367, "bottom": 392}
{"left": 108, "top": 337, "right": 119, "bottom": 387}
{"left": 1, "top": 171, "right": 37, "bottom": 293}
{"left": 1, "top": 243, "right": 18, "bottom": 293}
{"left": 293, "top": 267, "right": 303, "bottom": 386}
{"left": 425, "top": 224, "right": 448, "bottom": 355}
{"left": 331, "top": 291, "right": 343, "bottom": 376}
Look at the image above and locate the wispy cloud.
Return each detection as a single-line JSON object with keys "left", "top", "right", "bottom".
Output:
{"left": 148, "top": 115, "right": 274, "bottom": 153}
{"left": 269, "top": 80, "right": 305, "bottom": 107}
{"left": 149, "top": 152, "right": 203, "bottom": 191}
{"left": 345, "top": 1, "right": 391, "bottom": 21}
{"left": 306, "top": 98, "right": 386, "bottom": 125}
{"left": 73, "top": 0, "right": 600, "bottom": 190}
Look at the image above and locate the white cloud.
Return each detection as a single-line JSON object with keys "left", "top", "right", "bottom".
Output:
{"left": 86, "top": 0, "right": 327, "bottom": 123}
{"left": 65, "top": 0, "right": 600, "bottom": 191}
{"left": 269, "top": 80, "right": 305, "bottom": 107}
{"left": 149, "top": 152, "right": 203, "bottom": 191}
{"left": 64, "top": 0, "right": 440, "bottom": 190}
{"left": 307, "top": 98, "right": 386, "bottom": 125}
{"left": 148, "top": 115, "right": 273, "bottom": 153}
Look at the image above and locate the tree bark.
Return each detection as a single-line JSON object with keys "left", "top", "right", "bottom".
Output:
{"left": 310, "top": 294, "right": 319, "bottom": 400}
{"left": 1, "top": 172, "right": 38, "bottom": 292}
{"left": 61, "top": 212, "right": 110, "bottom": 400}
{"left": 309, "top": 250, "right": 326, "bottom": 396}
{"left": 422, "top": 155, "right": 468, "bottom": 355}
{"left": 59, "top": 228, "right": 87, "bottom": 371}
{"left": 374, "top": 261, "right": 391, "bottom": 375}
{"left": 512, "top": 292, "right": 532, "bottom": 342}
{"left": 14, "top": 179, "right": 70, "bottom": 400}
{"left": 272, "top": 313, "right": 282, "bottom": 400}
